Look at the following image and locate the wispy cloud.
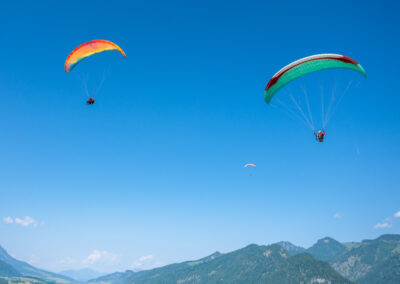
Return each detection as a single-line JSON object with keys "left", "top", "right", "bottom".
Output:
{"left": 83, "top": 250, "right": 119, "bottom": 265}
{"left": 394, "top": 211, "right": 400, "bottom": 218}
{"left": 138, "top": 255, "right": 154, "bottom": 262}
{"left": 3, "top": 216, "right": 38, "bottom": 227}
{"left": 333, "top": 213, "right": 342, "bottom": 219}
{"left": 131, "top": 254, "right": 162, "bottom": 270}
{"left": 3, "top": 216, "right": 13, "bottom": 224}
{"left": 15, "top": 216, "right": 37, "bottom": 227}
{"left": 373, "top": 222, "right": 392, "bottom": 229}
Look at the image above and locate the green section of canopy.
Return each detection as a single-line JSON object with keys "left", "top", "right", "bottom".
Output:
{"left": 265, "top": 59, "right": 366, "bottom": 104}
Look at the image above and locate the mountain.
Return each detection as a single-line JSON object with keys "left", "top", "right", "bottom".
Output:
{"left": 59, "top": 268, "right": 105, "bottom": 282}
{"left": 358, "top": 252, "right": 400, "bottom": 284}
{"left": 0, "top": 245, "right": 76, "bottom": 283}
{"left": 306, "top": 237, "right": 348, "bottom": 262}
{"left": 0, "top": 259, "right": 20, "bottom": 277}
{"left": 89, "top": 244, "right": 352, "bottom": 284}
{"left": 276, "top": 241, "right": 306, "bottom": 255}
{"left": 88, "top": 270, "right": 136, "bottom": 284}
{"left": 331, "top": 234, "right": 400, "bottom": 283}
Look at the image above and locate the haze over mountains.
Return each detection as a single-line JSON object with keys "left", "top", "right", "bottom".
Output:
{"left": 1, "top": 234, "right": 400, "bottom": 283}
{"left": 59, "top": 269, "right": 105, "bottom": 283}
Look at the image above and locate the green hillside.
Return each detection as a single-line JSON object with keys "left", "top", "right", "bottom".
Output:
{"left": 0, "top": 276, "right": 53, "bottom": 284}
{"left": 307, "top": 237, "right": 348, "bottom": 262}
{"left": 0, "top": 259, "right": 20, "bottom": 277}
{"left": 358, "top": 252, "right": 400, "bottom": 284}
{"left": 0, "top": 246, "right": 75, "bottom": 283}
{"left": 331, "top": 234, "right": 400, "bottom": 283}
{"left": 90, "top": 244, "right": 352, "bottom": 284}
{"left": 276, "top": 241, "right": 306, "bottom": 256}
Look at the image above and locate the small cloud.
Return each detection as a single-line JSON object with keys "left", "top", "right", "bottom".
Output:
{"left": 138, "top": 255, "right": 154, "bottom": 262}
{"left": 374, "top": 222, "right": 392, "bottom": 229}
{"left": 15, "top": 216, "right": 37, "bottom": 227}
{"left": 131, "top": 254, "right": 160, "bottom": 270}
{"left": 3, "top": 217, "right": 13, "bottom": 224}
{"left": 333, "top": 213, "right": 342, "bottom": 219}
{"left": 394, "top": 211, "right": 400, "bottom": 218}
{"left": 83, "top": 250, "right": 118, "bottom": 265}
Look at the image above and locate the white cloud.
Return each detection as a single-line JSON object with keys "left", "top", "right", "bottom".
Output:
{"left": 83, "top": 250, "right": 118, "bottom": 265}
{"left": 15, "top": 216, "right": 37, "bottom": 227}
{"left": 3, "top": 216, "right": 13, "bottom": 224}
{"left": 394, "top": 211, "right": 400, "bottom": 218}
{"left": 138, "top": 254, "right": 154, "bottom": 262}
{"left": 131, "top": 254, "right": 161, "bottom": 270}
{"left": 333, "top": 213, "right": 342, "bottom": 219}
{"left": 3, "top": 216, "right": 38, "bottom": 227}
{"left": 374, "top": 222, "right": 392, "bottom": 229}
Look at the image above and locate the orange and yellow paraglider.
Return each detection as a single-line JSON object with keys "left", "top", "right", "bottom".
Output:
{"left": 64, "top": 39, "right": 126, "bottom": 73}
{"left": 64, "top": 39, "right": 126, "bottom": 105}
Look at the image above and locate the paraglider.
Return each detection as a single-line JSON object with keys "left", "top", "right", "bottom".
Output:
{"left": 64, "top": 40, "right": 126, "bottom": 73}
{"left": 64, "top": 39, "right": 126, "bottom": 104}
{"left": 264, "top": 54, "right": 366, "bottom": 104}
{"left": 86, "top": 97, "right": 95, "bottom": 105}
{"left": 264, "top": 54, "right": 366, "bottom": 142}
{"left": 244, "top": 163, "right": 256, "bottom": 168}
{"left": 244, "top": 163, "right": 256, "bottom": 176}
{"left": 314, "top": 130, "right": 325, "bottom": 142}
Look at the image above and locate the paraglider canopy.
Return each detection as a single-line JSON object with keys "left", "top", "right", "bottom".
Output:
{"left": 244, "top": 163, "right": 256, "bottom": 168}
{"left": 264, "top": 54, "right": 366, "bottom": 104}
{"left": 64, "top": 39, "right": 126, "bottom": 73}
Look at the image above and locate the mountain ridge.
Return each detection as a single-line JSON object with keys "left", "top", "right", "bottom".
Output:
{"left": 89, "top": 243, "right": 352, "bottom": 284}
{"left": 0, "top": 245, "right": 76, "bottom": 283}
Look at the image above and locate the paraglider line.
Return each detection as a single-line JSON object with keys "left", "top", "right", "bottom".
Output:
{"left": 94, "top": 68, "right": 108, "bottom": 98}
{"left": 320, "top": 85, "right": 325, "bottom": 129}
{"left": 302, "top": 87, "right": 315, "bottom": 130}
{"left": 273, "top": 98, "right": 310, "bottom": 129}
{"left": 77, "top": 74, "right": 90, "bottom": 99}
{"left": 323, "top": 82, "right": 337, "bottom": 127}
{"left": 289, "top": 94, "right": 315, "bottom": 130}
{"left": 325, "top": 80, "right": 353, "bottom": 127}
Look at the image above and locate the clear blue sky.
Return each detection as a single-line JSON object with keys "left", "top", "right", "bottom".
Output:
{"left": 0, "top": 0, "right": 399, "bottom": 273}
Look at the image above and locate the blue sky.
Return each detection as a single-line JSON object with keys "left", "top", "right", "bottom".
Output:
{"left": 0, "top": 0, "right": 399, "bottom": 273}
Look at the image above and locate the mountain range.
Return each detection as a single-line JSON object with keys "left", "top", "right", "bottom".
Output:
{"left": 1, "top": 234, "right": 399, "bottom": 283}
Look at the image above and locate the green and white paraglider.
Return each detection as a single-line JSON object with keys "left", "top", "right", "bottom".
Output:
{"left": 264, "top": 54, "right": 366, "bottom": 142}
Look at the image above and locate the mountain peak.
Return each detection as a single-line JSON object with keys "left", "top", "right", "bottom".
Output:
{"left": 276, "top": 241, "right": 306, "bottom": 255}
{"left": 316, "top": 237, "right": 337, "bottom": 244}
{"left": 377, "top": 234, "right": 400, "bottom": 242}
{"left": 307, "top": 237, "right": 347, "bottom": 262}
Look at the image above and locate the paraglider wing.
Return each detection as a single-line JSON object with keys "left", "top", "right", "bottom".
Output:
{"left": 264, "top": 54, "right": 366, "bottom": 104}
{"left": 65, "top": 40, "right": 126, "bottom": 73}
{"left": 244, "top": 163, "right": 256, "bottom": 168}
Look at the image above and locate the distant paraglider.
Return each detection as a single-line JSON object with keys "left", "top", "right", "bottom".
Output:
{"left": 244, "top": 163, "right": 256, "bottom": 168}
{"left": 244, "top": 163, "right": 256, "bottom": 176}
{"left": 264, "top": 54, "right": 366, "bottom": 142}
{"left": 64, "top": 39, "right": 126, "bottom": 104}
